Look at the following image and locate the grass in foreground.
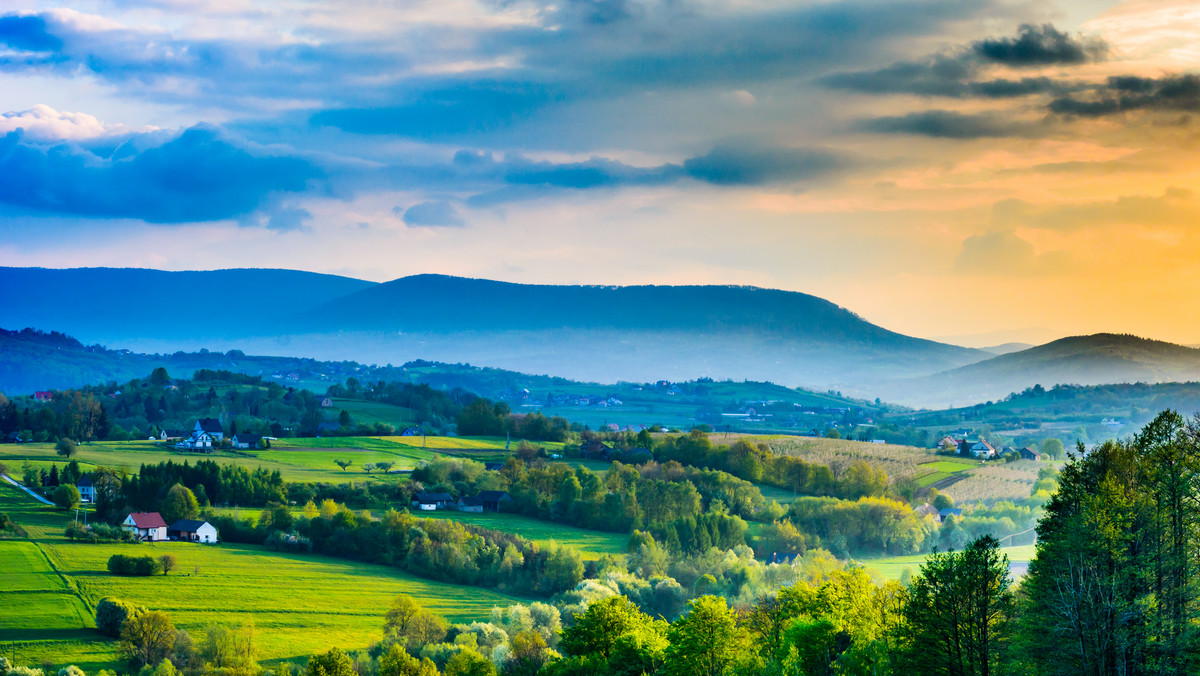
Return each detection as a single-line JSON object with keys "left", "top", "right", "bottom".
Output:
{"left": 0, "top": 483, "right": 531, "bottom": 669}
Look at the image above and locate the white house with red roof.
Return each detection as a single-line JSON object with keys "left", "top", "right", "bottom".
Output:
{"left": 122, "top": 512, "right": 168, "bottom": 541}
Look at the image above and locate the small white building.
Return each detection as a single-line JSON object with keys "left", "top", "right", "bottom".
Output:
{"left": 77, "top": 473, "right": 96, "bottom": 503}
{"left": 123, "top": 512, "right": 168, "bottom": 541}
{"left": 169, "top": 519, "right": 219, "bottom": 543}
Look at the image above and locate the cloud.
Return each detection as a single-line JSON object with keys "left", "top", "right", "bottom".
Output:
{"left": 822, "top": 23, "right": 1102, "bottom": 99}
{"left": 266, "top": 206, "right": 313, "bottom": 233}
{"left": 954, "top": 229, "right": 1069, "bottom": 274}
{"left": 993, "top": 189, "right": 1200, "bottom": 230}
{"left": 400, "top": 200, "right": 464, "bottom": 227}
{"left": 855, "top": 110, "right": 1029, "bottom": 138}
{"left": 972, "top": 23, "right": 1108, "bottom": 66}
{"left": 0, "top": 125, "right": 319, "bottom": 223}
{"left": 1049, "top": 74, "right": 1200, "bottom": 117}
{"left": 0, "top": 104, "right": 154, "bottom": 141}
{"left": 681, "top": 145, "right": 840, "bottom": 186}
{"left": 0, "top": 14, "right": 62, "bottom": 53}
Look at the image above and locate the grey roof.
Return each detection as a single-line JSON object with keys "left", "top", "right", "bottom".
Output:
{"left": 233, "top": 434, "right": 262, "bottom": 443}
{"left": 197, "top": 418, "right": 222, "bottom": 433}
{"left": 477, "top": 490, "right": 511, "bottom": 502}
{"left": 415, "top": 492, "right": 454, "bottom": 502}
{"left": 169, "top": 519, "right": 210, "bottom": 531}
{"left": 77, "top": 473, "right": 95, "bottom": 487}
{"left": 939, "top": 508, "right": 964, "bottom": 518}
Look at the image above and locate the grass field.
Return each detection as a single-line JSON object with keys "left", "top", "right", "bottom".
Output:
{"left": 0, "top": 483, "right": 531, "bottom": 671}
{"left": 858, "top": 544, "right": 1037, "bottom": 582}
{"left": 417, "top": 511, "right": 628, "bottom": 561}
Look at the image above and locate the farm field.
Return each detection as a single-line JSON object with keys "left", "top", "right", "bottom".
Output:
{"left": 859, "top": 544, "right": 1037, "bottom": 582}
{"left": 0, "top": 483, "right": 531, "bottom": 670}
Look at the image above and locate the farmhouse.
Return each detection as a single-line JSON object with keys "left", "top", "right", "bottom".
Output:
{"left": 400, "top": 426, "right": 424, "bottom": 437}
{"left": 581, "top": 438, "right": 613, "bottom": 460}
{"left": 958, "top": 439, "right": 996, "bottom": 459}
{"left": 168, "top": 519, "right": 219, "bottom": 543}
{"left": 477, "top": 490, "right": 512, "bottom": 512}
{"left": 914, "top": 504, "right": 941, "bottom": 522}
{"left": 123, "top": 512, "right": 168, "bottom": 541}
{"left": 177, "top": 430, "right": 215, "bottom": 451}
{"left": 34, "top": 391, "right": 53, "bottom": 402}
{"left": 159, "top": 429, "right": 186, "bottom": 441}
{"left": 936, "top": 436, "right": 959, "bottom": 452}
{"left": 194, "top": 418, "right": 224, "bottom": 441}
{"left": 1019, "top": 447, "right": 1041, "bottom": 461}
{"left": 412, "top": 492, "right": 454, "bottom": 510}
{"left": 76, "top": 473, "right": 96, "bottom": 503}
{"left": 457, "top": 496, "right": 484, "bottom": 513}
{"left": 231, "top": 434, "right": 264, "bottom": 450}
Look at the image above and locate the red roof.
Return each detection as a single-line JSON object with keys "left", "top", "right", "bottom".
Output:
{"left": 128, "top": 512, "right": 167, "bottom": 529}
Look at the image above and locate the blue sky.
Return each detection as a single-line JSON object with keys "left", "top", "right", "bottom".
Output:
{"left": 2, "top": 0, "right": 1200, "bottom": 345}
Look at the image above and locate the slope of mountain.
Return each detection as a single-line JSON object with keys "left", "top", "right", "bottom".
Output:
{"left": 0, "top": 268, "right": 989, "bottom": 394}
{"left": 0, "top": 267, "right": 375, "bottom": 342}
{"left": 885, "top": 334, "right": 1200, "bottom": 408}
{"left": 978, "top": 342, "right": 1034, "bottom": 356}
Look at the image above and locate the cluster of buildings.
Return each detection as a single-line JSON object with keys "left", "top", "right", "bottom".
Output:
{"left": 935, "top": 435, "right": 1041, "bottom": 461}
{"left": 411, "top": 490, "right": 512, "bottom": 513}
{"left": 167, "top": 419, "right": 265, "bottom": 451}
{"left": 120, "top": 512, "right": 220, "bottom": 543}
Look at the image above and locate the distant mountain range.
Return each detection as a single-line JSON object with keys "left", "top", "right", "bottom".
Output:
{"left": 4, "top": 267, "right": 1200, "bottom": 409}
{"left": 0, "top": 267, "right": 983, "bottom": 397}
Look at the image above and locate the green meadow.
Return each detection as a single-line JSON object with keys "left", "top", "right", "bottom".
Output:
{"left": 417, "top": 510, "right": 628, "bottom": 561}
{"left": 857, "top": 544, "right": 1037, "bottom": 583}
{"left": 0, "top": 483, "right": 530, "bottom": 670}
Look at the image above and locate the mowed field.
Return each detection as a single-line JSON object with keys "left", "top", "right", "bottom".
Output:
{"left": 0, "top": 483, "right": 530, "bottom": 670}
{"left": 0, "top": 435, "right": 552, "bottom": 486}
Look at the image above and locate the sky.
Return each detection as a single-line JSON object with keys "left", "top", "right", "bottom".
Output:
{"left": 1, "top": 0, "right": 1199, "bottom": 347}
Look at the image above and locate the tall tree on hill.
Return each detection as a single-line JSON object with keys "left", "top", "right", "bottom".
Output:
{"left": 161, "top": 484, "right": 200, "bottom": 525}
{"left": 896, "top": 535, "right": 1013, "bottom": 676}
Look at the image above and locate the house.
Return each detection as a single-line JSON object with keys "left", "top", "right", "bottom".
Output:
{"left": 400, "top": 426, "right": 424, "bottom": 437}
{"left": 1019, "top": 447, "right": 1041, "bottom": 461}
{"left": 457, "top": 496, "right": 484, "bottom": 513}
{"left": 935, "top": 436, "right": 959, "bottom": 452}
{"left": 159, "top": 429, "right": 186, "bottom": 441}
{"left": 320, "top": 397, "right": 333, "bottom": 407}
{"left": 177, "top": 430, "right": 215, "bottom": 451}
{"left": 33, "top": 391, "right": 53, "bottom": 402}
{"left": 77, "top": 473, "right": 96, "bottom": 503}
{"left": 122, "top": 512, "right": 168, "bottom": 541}
{"left": 411, "top": 492, "right": 454, "bottom": 510}
{"left": 958, "top": 439, "right": 996, "bottom": 459}
{"left": 914, "top": 504, "right": 941, "bottom": 522}
{"left": 939, "top": 508, "right": 963, "bottom": 520}
{"left": 195, "top": 418, "right": 224, "bottom": 441}
{"left": 168, "top": 519, "right": 219, "bottom": 543}
{"left": 477, "top": 490, "right": 512, "bottom": 512}
{"left": 231, "top": 434, "right": 264, "bottom": 450}
{"left": 484, "top": 462, "right": 506, "bottom": 472}
{"left": 581, "top": 438, "right": 612, "bottom": 460}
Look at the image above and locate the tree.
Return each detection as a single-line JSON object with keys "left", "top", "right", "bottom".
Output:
{"left": 444, "top": 648, "right": 495, "bottom": 676}
{"left": 379, "top": 644, "right": 439, "bottom": 676}
{"left": 97, "top": 597, "right": 146, "bottom": 637}
{"left": 338, "top": 410, "right": 352, "bottom": 427}
{"left": 1040, "top": 437, "right": 1064, "bottom": 459}
{"left": 560, "top": 596, "right": 657, "bottom": 661}
{"left": 159, "top": 555, "right": 177, "bottom": 576}
{"left": 150, "top": 367, "right": 172, "bottom": 388}
{"left": 53, "top": 484, "right": 81, "bottom": 510}
{"left": 56, "top": 438, "right": 76, "bottom": 458}
{"left": 334, "top": 460, "right": 352, "bottom": 472}
{"left": 505, "top": 631, "right": 554, "bottom": 676}
{"left": 383, "top": 595, "right": 448, "bottom": 652}
{"left": 160, "top": 484, "right": 199, "bottom": 525}
{"left": 897, "top": 535, "right": 1012, "bottom": 675}
{"left": 122, "top": 611, "right": 177, "bottom": 667}
{"left": 306, "top": 648, "right": 355, "bottom": 676}
{"left": 663, "top": 596, "right": 748, "bottom": 676}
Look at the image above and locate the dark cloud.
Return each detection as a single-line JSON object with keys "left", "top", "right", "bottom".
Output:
{"left": 822, "top": 23, "right": 1102, "bottom": 100}
{"left": 0, "top": 14, "right": 61, "bottom": 53}
{"left": 400, "top": 201, "right": 465, "bottom": 227}
{"left": 855, "top": 110, "right": 1027, "bottom": 138}
{"left": 682, "top": 145, "right": 840, "bottom": 186}
{"left": 0, "top": 126, "right": 318, "bottom": 223}
{"left": 973, "top": 23, "right": 1108, "bottom": 67}
{"left": 1050, "top": 74, "right": 1200, "bottom": 117}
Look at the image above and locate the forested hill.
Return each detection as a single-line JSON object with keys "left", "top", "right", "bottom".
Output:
{"left": 0, "top": 266, "right": 374, "bottom": 341}
{"left": 0, "top": 267, "right": 986, "bottom": 392}
{"left": 883, "top": 333, "right": 1200, "bottom": 408}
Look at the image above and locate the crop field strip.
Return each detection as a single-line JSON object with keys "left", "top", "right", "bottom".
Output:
{"left": 0, "top": 483, "right": 531, "bottom": 669}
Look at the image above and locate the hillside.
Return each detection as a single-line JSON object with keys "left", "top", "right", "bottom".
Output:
{"left": 0, "top": 267, "right": 987, "bottom": 392}
{"left": 886, "top": 334, "right": 1200, "bottom": 408}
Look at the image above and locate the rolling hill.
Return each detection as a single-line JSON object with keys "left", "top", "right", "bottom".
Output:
{"left": 884, "top": 334, "right": 1200, "bottom": 408}
{"left": 0, "top": 268, "right": 986, "bottom": 393}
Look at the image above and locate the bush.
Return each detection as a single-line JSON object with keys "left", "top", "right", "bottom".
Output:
{"left": 96, "top": 597, "right": 147, "bottom": 637}
{"left": 53, "top": 484, "right": 81, "bottom": 510}
{"left": 107, "top": 554, "right": 162, "bottom": 577}
{"left": 10, "top": 667, "right": 45, "bottom": 676}
{"left": 72, "top": 524, "right": 137, "bottom": 544}
{"left": 58, "top": 666, "right": 86, "bottom": 676}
